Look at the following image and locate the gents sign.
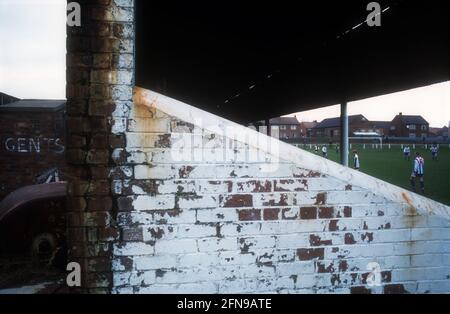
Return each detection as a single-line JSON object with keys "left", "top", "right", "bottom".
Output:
{"left": 4, "top": 137, "right": 65, "bottom": 154}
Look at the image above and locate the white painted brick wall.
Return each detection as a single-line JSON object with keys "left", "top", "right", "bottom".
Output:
{"left": 109, "top": 89, "right": 450, "bottom": 294}
{"left": 154, "top": 239, "right": 198, "bottom": 254}
{"left": 197, "top": 238, "right": 238, "bottom": 252}
{"left": 135, "top": 255, "right": 177, "bottom": 270}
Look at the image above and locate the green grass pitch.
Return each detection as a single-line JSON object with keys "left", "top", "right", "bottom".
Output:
{"left": 299, "top": 144, "right": 450, "bottom": 206}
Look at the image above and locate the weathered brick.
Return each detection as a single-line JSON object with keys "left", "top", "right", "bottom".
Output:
{"left": 133, "top": 195, "right": 175, "bottom": 210}
{"left": 87, "top": 197, "right": 113, "bottom": 212}
{"left": 135, "top": 255, "right": 177, "bottom": 270}
{"left": 300, "top": 207, "right": 317, "bottom": 220}
{"left": 263, "top": 208, "right": 280, "bottom": 220}
{"left": 122, "top": 227, "right": 144, "bottom": 242}
{"left": 344, "top": 206, "right": 352, "bottom": 217}
{"left": 198, "top": 238, "right": 238, "bottom": 252}
{"left": 281, "top": 207, "right": 299, "bottom": 220}
{"left": 318, "top": 207, "right": 334, "bottom": 219}
{"left": 239, "top": 236, "right": 276, "bottom": 252}
{"left": 154, "top": 239, "right": 198, "bottom": 254}
{"left": 350, "top": 286, "right": 372, "bottom": 294}
{"left": 178, "top": 194, "right": 218, "bottom": 209}
{"left": 114, "top": 242, "right": 154, "bottom": 256}
{"left": 238, "top": 209, "right": 261, "bottom": 221}
{"left": 220, "top": 194, "right": 253, "bottom": 208}
{"left": 297, "top": 248, "right": 324, "bottom": 261}
{"left": 310, "top": 234, "right": 333, "bottom": 247}
{"left": 236, "top": 180, "right": 272, "bottom": 193}
{"left": 273, "top": 179, "right": 308, "bottom": 192}
{"left": 277, "top": 234, "right": 309, "bottom": 249}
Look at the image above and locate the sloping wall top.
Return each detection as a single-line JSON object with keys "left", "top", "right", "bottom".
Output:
{"left": 133, "top": 86, "right": 450, "bottom": 219}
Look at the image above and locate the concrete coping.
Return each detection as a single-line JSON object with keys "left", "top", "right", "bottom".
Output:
{"left": 133, "top": 86, "right": 450, "bottom": 220}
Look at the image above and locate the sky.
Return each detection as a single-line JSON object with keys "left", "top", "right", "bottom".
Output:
{"left": 0, "top": 0, "right": 66, "bottom": 99}
{"left": 0, "top": 0, "right": 448, "bottom": 127}
{"left": 284, "top": 81, "right": 450, "bottom": 128}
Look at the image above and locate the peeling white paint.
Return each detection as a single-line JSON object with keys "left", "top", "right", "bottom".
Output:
{"left": 133, "top": 87, "right": 450, "bottom": 219}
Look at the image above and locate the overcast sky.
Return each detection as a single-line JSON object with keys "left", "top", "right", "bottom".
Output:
{"left": 285, "top": 81, "right": 450, "bottom": 128}
{"left": 0, "top": 0, "right": 448, "bottom": 127}
{"left": 0, "top": 0, "right": 66, "bottom": 99}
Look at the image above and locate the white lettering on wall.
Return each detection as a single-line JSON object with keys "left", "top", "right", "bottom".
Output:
{"left": 4, "top": 137, "right": 65, "bottom": 154}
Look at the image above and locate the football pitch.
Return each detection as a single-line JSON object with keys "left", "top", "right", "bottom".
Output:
{"left": 299, "top": 144, "right": 450, "bottom": 206}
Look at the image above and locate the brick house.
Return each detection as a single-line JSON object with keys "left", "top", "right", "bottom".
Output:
{"left": 429, "top": 126, "right": 445, "bottom": 137}
{"left": 269, "top": 116, "right": 302, "bottom": 139}
{"left": 312, "top": 114, "right": 372, "bottom": 139}
{"left": 299, "top": 121, "right": 318, "bottom": 138}
{"left": 250, "top": 116, "right": 302, "bottom": 139}
{"left": 390, "top": 113, "right": 429, "bottom": 138}
{"left": 370, "top": 121, "right": 391, "bottom": 137}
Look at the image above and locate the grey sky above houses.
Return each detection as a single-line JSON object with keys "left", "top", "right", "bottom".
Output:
{"left": 284, "top": 82, "right": 450, "bottom": 128}
{"left": 0, "top": 0, "right": 448, "bottom": 127}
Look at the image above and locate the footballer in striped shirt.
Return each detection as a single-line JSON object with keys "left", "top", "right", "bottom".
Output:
{"left": 410, "top": 152, "right": 425, "bottom": 194}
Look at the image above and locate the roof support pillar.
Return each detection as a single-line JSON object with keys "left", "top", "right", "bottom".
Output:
{"left": 265, "top": 119, "right": 271, "bottom": 137}
{"left": 340, "top": 102, "right": 349, "bottom": 166}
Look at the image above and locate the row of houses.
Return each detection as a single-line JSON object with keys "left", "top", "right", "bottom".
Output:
{"left": 312, "top": 113, "right": 432, "bottom": 139}
{"left": 250, "top": 113, "right": 449, "bottom": 140}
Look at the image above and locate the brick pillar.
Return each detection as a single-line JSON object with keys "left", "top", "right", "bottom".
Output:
{"left": 66, "top": 0, "right": 134, "bottom": 293}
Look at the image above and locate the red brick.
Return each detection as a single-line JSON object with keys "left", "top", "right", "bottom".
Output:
{"left": 316, "top": 261, "right": 335, "bottom": 273}
{"left": 309, "top": 234, "right": 332, "bottom": 246}
{"left": 315, "top": 192, "right": 327, "bottom": 205}
{"left": 344, "top": 233, "right": 356, "bottom": 244}
{"left": 273, "top": 179, "right": 308, "bottom": 192}
{"left": 237, "top": 180, "right": 272, "bottom": 192}
{"left": 384, "top": 284, "right": 407, "bottom": 294}
{"left": 300, "top": 207, "right": 317, "bottom": 219}
{"left": 98, "top": 227, "right": 120, "bottom": 241}
{"left": 351, "top": 286, "right": 372, "bottom": 294}
{"left": 344, "top": 206, "right": 352, "bottom": 217}
{"left": 263, "top": 208, "right": 280, "bottom": 220}
{"left": 238, "top": 209, "right": 261, "bottom": 221}
{"left": 297, "top": 248, "right": 324, "bottom": 261}
{"left": 318, "top": 206, "right": 334, "bottom": 219}
{"left": 221, "top": 194, "right": 253, "bottom": 207}
{"left": 328, "top": 219, "right": 339, "bottom": 231}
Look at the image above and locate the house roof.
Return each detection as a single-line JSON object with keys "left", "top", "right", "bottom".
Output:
{"left": 0, "top": 99, "right": 66, "bottom": 112}
{"left": 429, "top": 127, "right": 440, "bottom": 135}
{"left": 0, "top": 92, "right": 20, "bottom": 105}
{"left": 301, "top": 121, "right": 318, "bottom": 129}
{"left": 269, "top": 117, "right": 300, "bottom": 125}
{"left": 429, "top": 126, "right": 448, "bottom": 135}
{"left": 370, "top": 121, "right": 392, "bottom": 128}
{"left": 314, "top": 114, "right": 368, "bottom": 129}
{"left": 393, "top": 114, "right": 429, "bottom": 125}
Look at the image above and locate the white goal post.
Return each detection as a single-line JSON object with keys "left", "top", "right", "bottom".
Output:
{"left": 348, "top": 136, "right": 383, "bottom": 148}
